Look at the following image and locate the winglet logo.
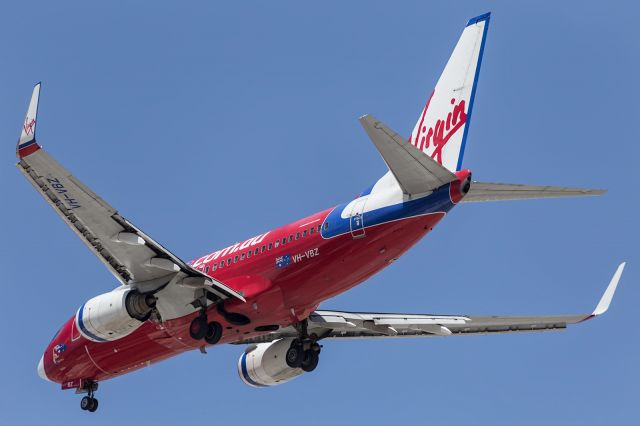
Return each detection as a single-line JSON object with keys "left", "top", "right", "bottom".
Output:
{"left": 412, "top": 98, "right": 467, "bottom": 164}
{"left": 23, "top": 117, "right": 36, "bottom": 136}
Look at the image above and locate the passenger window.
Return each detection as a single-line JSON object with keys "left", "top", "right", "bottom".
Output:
{"left": 213, "top": 264, "right": 217, "bottom": 271}
{"left": 219, "top": 261, "right": 224, "bottom": 268}
{"left": 275, "top": 241, "right": 279, "bottom": 248}
{"left": 268, "top": 242, "right": 273, "bottom": 250}
{"left": 303, "top": 230, "right": 307, "bottom": 237}
{"left": 282, "top": 237, "right": 286, "bottom": 245}
{"left": 296, "top": 232, "right": 300, "bottom": 240}
{"left": 323, "top": 223, "right": 328, "bottom": 230}
{"left": 254, "top": 248, "right": 259, "bottom": 255}
{"left": 227, "top": 258, "right": 231, "bottom": 266}
{"left": 261, "top": 245, "right": 266, "bottom": 253}
{"left": 234, "top": 255, "right": 238, "bottom": 263}
{"left": 205, "top": 266, "right": 209, "bottom": 273}
{"left": 310, "top": 227, "right": 315, "bottom": 235}
{"left": 247, "top": 250, "right": 252, "bottom": 258}
{"left": 241, "top": 253, "right": 245, "bottom": 261}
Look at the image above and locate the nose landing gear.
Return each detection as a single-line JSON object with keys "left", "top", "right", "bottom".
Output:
{"left": 80, "top": 395, "right": 98, "bottom": 412}
{"left": 78, "top": 380, "right": 99, "bottom": 412}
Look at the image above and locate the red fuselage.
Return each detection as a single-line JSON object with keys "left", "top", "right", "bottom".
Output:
{"left": 40, "top": 171, "right": 470, "bottom": 385}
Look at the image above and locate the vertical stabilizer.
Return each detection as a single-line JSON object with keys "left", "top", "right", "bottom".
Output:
{"left": 409, "top": 13, "right": 490, "bottom": 172}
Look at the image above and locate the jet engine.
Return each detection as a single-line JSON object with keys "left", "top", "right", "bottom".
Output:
{"left": 237, "top": 338, "right": 306, "bottom": 387}
{"left": 76, "top": 288, "right": 156, "bottom": 342}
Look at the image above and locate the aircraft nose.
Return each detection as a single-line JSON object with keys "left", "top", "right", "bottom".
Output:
{"left": 37, "top": 355, "right": 51, "bottom": 382}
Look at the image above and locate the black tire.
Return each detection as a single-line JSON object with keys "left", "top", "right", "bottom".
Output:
{"left": 301, "top": 349, "right": 319, "bottom": 372}
{"left": 204, "top": 321, "right": 222, "bottom": 345}
{"left": 80, "top": 396, "right": 91, "bottom": 411}
{"left": 88, "top": 398, "right": 98, "bottom": 412}
{"left": 285, "top": 343, "right": 304, "bottom": 368}
{"left": 189, "top": 316, "right": 207, "bottom": 340}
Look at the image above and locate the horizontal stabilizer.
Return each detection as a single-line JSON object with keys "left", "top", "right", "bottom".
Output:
{"left": 360, "top": 114, "right": 457, "bottom": 195}
{"left": 461, "top": 181, "right": 606, "bottom": 203}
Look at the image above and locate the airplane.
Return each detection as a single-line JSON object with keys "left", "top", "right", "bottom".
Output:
{"left": 19, "top": 12, "right": 625, "bottom": 413}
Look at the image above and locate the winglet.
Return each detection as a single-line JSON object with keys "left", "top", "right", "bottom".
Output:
{"left": 591, "top": 262, "right": 626, "bottom": 317}
{"left": 17, "top": 82, "right": 42, "bottom": 158}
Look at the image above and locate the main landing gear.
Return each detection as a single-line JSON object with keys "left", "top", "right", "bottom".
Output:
{"left": 189, "top": 313, "right": 223, "bottom": 345}
{"left": 188, "top": 291, "right": 225, "bottom": 346}
{"left": 78, "top": 380, "right": 99, "bottom": 413}
{"left": 286, "top": 319, "right": 321, "bottom": 372}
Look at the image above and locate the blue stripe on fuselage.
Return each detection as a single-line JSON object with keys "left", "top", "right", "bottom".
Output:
{"left": 321, "top": 182, "right": 455, "bottom": 239}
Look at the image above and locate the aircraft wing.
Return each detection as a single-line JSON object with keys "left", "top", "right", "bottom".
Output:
{"left": 237, "top": 263, "right": 624, "bottom": 343}
{"left": 15, "top": 83, "right": 244, "bottom": 302}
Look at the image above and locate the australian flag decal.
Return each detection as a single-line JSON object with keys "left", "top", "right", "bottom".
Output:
{"left": 275, "top": 255, "right": 291, "bottom": 269}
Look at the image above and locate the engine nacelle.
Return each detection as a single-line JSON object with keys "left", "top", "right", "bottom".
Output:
{"left": 76, "top": 288, "right": 156, "bottom": 342}
{"left": 237, "top": 338, "right": 304, "bottom": 387}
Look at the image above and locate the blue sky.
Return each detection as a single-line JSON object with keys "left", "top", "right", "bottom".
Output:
{"left": 1, "top": 1, "right": 638, "bottom": 424}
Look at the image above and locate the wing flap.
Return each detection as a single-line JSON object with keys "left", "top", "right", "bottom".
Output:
{"left": 462, "top": 181, "right": 606, "bottom": 203}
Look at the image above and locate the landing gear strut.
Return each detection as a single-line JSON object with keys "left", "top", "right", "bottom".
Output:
{"left": 78, "top": 380, "right": 99, "bottom": 412}
{"left": 286, "top": 319, "right": 321, "bottom": 372}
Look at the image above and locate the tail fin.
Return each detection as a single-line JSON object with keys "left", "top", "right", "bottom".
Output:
{"left": 409, "top": 13, "right": 490, "bottom": 172}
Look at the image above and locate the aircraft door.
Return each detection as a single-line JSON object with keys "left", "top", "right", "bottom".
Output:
{"left": 349, "top": 197, "right": 367, "bottom": 239}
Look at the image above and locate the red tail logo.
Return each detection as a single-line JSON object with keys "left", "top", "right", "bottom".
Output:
{"left": 23, "top": 118, "right": 36, "bottom": 136}
{"left": 411, "top": 98, "right": 467, "bottom": 164}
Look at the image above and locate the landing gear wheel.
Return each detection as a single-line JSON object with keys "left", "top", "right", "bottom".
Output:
{"left": 285, "top": 341, "right": 304, "bottom": 368}
{"left": 88, "top": 398, "right": 99, "bottom": 412}
{"left": 80, "top": 396, "right": 91, "bottom": 411}
{"left": 204, "top": 321, "right": 222, "bottom": 345}
{"left": 78, "top": 379, "right": 99, "bottom": 412}
{"left": 301, "top": 349, "right": 319, "bottom": 372}
{"left": 189, "top": 315, "right": 208, "bottom": 340}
